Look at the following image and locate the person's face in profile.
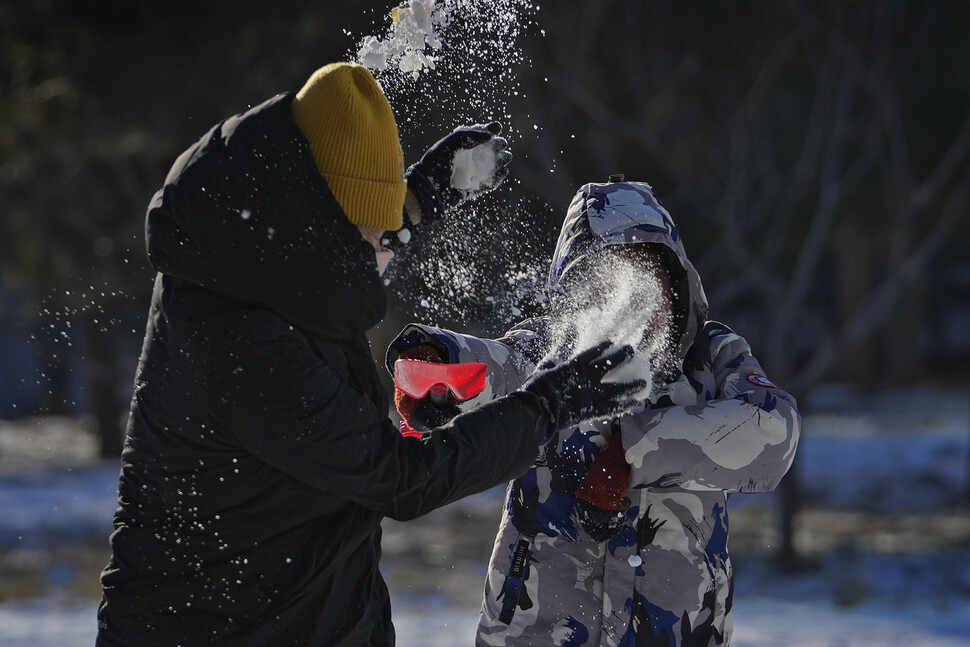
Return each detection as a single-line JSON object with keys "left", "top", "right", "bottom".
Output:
{"left": 357, "top": 226, "right": 393, "bottom": 276}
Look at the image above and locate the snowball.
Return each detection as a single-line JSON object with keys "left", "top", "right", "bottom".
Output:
{"left": 451, "top": 143, "right": 498, "bottom": 194}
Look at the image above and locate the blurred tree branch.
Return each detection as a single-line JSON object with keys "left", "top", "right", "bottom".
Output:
{"left": 509, "top": 1, "right": 970, "bottom": 569}
{"left": 0, "top": 1, "right": 389, "bottom": 453}
{"left": 513, "top": 0, "right": 970, "bottom": 389}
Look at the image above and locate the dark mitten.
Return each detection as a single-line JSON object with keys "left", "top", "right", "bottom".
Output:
{"left": 394, "top": 345, "right": 459, "bottom": 436}
{"left": 575, "top": 430, "right": 631, "bottom": 542}
{"left": 575, "top": 500, "right": 629, "bottom": 543}
{"left": 516, "top": 341, "right": 646, "bottom": 446}
{"left": 405, "top": 122, "right": 512, "bottom": 221}
{"left": 410, "top": 398, "right": 462, "bottom": 432}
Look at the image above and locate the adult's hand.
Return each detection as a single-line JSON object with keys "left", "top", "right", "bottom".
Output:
{"left": 405, "top": 122, "right": 512, "bottom": 222}
{"left": 517, "top": 341, "right": 646, "bottom": 446}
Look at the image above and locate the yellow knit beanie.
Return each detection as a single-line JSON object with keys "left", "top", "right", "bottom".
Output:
{"left": 291, "top": 62, "right": 405, "bottom": 231}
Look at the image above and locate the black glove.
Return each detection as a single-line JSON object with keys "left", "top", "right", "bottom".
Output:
{"left": 516, "top": 341, "right": 646, "bottom": 446}
{"left": 575, "top": 498, "right": 630, "bottom": 543}
{"left": 410, "top": 397, "right": 462, "bottom": 432}
{"left": 405, "top": 122, "right": 512, "bottom": 222}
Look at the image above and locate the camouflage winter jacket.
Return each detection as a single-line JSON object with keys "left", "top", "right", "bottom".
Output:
{"left": 387, "top": 180, "right": 801, "bottom": 646}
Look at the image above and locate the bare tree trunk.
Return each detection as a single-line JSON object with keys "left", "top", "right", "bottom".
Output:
{"left": 965, "top": 394, "right": 970, "bottom": 507}
{"left": 887, "top": 273, "right": 923, "bottom": 384}
{"left": 778, "top": 460, "right": 801, "bottom": 573}
{"left": 834, "top": 223, "right": 877, "bottom": 382}
{"left": 82, "top": 313, "right": 125, "bottom": 458}
{"left": 510, "top": 1, "right": 970, "bottom": 575}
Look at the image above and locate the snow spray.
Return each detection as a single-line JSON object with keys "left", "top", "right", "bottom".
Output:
{"left": 354, "top": 0, "right": 535, "bottom": 118}
{"left": 544, "top": 258, "right": 675, "bottom": 407}
{"left": 350, "top": 0, "right": 546, "bottom": 330}
{"left": 356, "top": 0, "right": 451, "bottom": 79}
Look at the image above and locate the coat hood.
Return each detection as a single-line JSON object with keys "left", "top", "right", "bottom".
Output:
{"left": 548, "top": 179, "right": 709, "bottom": 360}
{"left": 146, "top": 93, "right": 386, "bottom": 341}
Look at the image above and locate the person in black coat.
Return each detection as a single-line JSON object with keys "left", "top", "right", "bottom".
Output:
{"left": 96, "top": 62, "right": 644, "bottom": 646}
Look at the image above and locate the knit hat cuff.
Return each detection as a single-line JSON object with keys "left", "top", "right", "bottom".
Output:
{"left": 324, "top": 173, "right": 406, "bottom": 231}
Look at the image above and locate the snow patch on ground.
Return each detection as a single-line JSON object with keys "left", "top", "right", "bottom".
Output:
{"left": 0, "top": 601, "right": 97, "bottom": 647}
{"left": 0, "top": 387, "right": 967, "bottom": 644}
{"left": 0, "top": 465, "right": 117, "bottom": 547}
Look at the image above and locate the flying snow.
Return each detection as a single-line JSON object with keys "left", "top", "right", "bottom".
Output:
{"left": 351, "top": 0, "right": 543, "bottom": 327}
{"left": 357, "top": 0, "right": 447, "bottom": 78}
{"left": 545, "top": 258, "right": 674, "bottom": 405}
{"left": 355, "top": 0, "right": 534, "bottom": 92}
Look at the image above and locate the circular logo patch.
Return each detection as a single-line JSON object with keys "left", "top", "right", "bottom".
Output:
{"left": 746, "top": 374, "right": 778, "bottom": 388}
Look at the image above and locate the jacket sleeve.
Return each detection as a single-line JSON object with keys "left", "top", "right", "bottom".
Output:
{"left": 385, "top": 320, "right": 543, "bottom": 410}
{"left": 202, "top": 315, "right": 539, "bottom": 521}
{"left": 620, "top": 326, "right": 800, "bottom": 493}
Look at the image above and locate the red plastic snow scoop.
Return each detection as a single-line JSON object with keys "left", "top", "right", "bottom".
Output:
{"left": 394, "top": 359, "right": 488, "bottom": 402}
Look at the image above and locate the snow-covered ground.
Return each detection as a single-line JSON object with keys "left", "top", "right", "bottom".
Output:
{"left": 0, "top": 385, "right": 967, "bottom": 646}
{"left": 2, "top": 552, "right": 969, "bottom": 647}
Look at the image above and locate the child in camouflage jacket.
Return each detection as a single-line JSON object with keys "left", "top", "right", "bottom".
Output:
{"left": 387, "top": 178, "right": 801, "bottom": 646}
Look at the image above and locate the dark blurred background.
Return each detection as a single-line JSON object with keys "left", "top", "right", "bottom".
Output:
{"left": 1, "top": 0, "right": 969, "bottom": 569}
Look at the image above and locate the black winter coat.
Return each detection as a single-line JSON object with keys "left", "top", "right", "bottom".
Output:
{"left": 97, "top": 94, "right": 539, "bottom": 646}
